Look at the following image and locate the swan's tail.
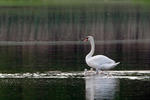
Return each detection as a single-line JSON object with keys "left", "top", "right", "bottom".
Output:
{"left": 115, "top": 62, "right": 120, "bottom": 66}
{"left": 111, "top": 62, "right": 120, "bottom": 68}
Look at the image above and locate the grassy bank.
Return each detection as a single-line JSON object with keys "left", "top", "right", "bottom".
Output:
{"left": 0, "top": 0, "right": 149, "bottom": 7}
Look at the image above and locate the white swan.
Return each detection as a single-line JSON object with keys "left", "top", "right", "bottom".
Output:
{"left": 84, "top": 36, "right": 120, "bottom": 72}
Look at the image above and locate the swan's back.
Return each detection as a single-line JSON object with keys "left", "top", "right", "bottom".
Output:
{"left": 87, "top": 55, "right": 115, "bottom": 68}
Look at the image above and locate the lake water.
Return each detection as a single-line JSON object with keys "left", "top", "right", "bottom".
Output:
{"left": 0, "top": 72, "right": 150, "bottom": 100}
{"left": 0, "top": 42, "right": 150, "bottom": 73}
{"left": 0, "top": 2, "right": 150, "bottom": 100}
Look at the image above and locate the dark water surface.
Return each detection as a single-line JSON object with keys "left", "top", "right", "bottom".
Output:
{"left": 0, "top": 78, "right": 85, "bottom": 100}
{"left": 0, "top": 75, "right": 149, "bottom": 100}
{"left": 85, "top": 75, "right": 150, "bottom": 100}
{"left": 0, "top": 42, "right": 150, "bottom": 73}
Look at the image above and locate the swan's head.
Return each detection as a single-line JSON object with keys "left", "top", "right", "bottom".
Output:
{"left": 83, "top": 36, "right": 94, "bottom": 42}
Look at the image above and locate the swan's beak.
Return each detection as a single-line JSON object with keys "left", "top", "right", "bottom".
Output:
{"left": 83, "top": 38, "right": 88, "bottom": 42}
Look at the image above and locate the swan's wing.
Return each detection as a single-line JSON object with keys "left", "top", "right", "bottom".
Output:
{"left": 100, "top": 62, "right": 120, "bottom": 70}
{"left": 89, "top": 55, "right": 115, "bottom": 66}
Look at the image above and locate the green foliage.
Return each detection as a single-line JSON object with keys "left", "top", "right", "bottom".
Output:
{"left": 0, "top": 0, "right": 149, "bottom": 7}
{"left": 133, "top": 0, "right": 150, "bottom": 6}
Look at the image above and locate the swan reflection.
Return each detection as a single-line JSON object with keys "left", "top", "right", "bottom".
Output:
{"left": 85, "top": 75, "right": 119, "bottom": 100}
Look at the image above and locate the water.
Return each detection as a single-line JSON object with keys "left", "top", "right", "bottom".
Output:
{"left": 0, "top": 78, "right": 85, "bottom": 100}
{"left": 0, "top": 43, "right": 149, "bottom": 73}
{"left": 86, "top": 75, "right": 150, "bottom": 100}
{"left": 0, "top": 1, "right": 150, "bottom": 100}
{"left": 0, "top": 71, "right": 149, "bottom": 100}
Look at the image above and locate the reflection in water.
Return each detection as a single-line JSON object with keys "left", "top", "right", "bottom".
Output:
{"left": 85, "top": 75, "right": 119, "bottom": 100}
{"left": 0, "top": 42, "right": 150, "bottom": 73}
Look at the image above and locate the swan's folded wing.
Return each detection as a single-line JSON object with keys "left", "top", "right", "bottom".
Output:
{"left": 89, "top": 55, "right": 115, "bottom": 66}
{"left": 100, "top": 62, "right": 120, "bottom": 70}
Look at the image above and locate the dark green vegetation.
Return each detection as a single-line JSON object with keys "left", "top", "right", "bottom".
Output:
{"left": 0, "top": 0, "right": 150, "bottom": 7}
{"left": 0, "top": 7, "right": 150, "bottom": 41}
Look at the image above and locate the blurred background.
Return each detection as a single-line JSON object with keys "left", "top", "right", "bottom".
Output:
{"left": 0, "top": 0, "right": 150, "bottom": 72}
{"left": 0, "top": 1, "right": 150, "bottom": 100}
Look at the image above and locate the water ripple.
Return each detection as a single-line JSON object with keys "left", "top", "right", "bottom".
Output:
{"left": 0, "top": 71, "right": 150, "bottom": 80}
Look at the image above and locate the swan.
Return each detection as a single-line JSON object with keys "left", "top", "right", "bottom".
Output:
{"left": 84, "top": 36, "right": 120, "bottom": 73}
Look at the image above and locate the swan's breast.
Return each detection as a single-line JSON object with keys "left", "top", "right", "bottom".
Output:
{"left": 86, "top": 58, "right": 98, "bottom": 68}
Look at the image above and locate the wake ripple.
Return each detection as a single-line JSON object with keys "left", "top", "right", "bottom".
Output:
{"left": 0, "top": 71, "right": 149, "bottom": 80}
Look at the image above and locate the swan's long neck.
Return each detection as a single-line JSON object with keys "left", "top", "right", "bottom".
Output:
{"left": 86, "top": 38, "right": 95, "bottom": 60}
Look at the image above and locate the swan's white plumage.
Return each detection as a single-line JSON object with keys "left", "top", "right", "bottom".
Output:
{"left": 85, "top": 36, "right": 120, "bottom": 71}
{"left": 86, "top": 55, "right": 115, "bottom": 68}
